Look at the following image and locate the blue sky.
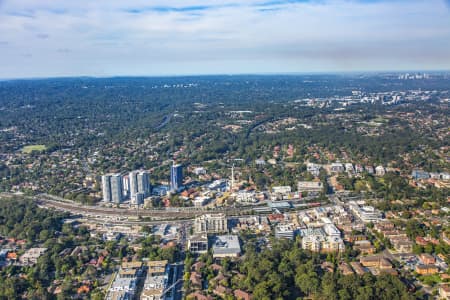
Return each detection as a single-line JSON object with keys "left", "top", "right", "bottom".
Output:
{"left": 0, "top": 0, "right": 449, "bottom": 78}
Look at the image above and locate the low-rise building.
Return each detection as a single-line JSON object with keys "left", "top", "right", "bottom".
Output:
{"left": 234, "top": 289, "right": 253, "bottom": 300}
{"left": 188, "top": 235, "right": 208, "bottom": 254}
{"left": 353, "top": 240, "right": 376, "bottom": 255}
{"left": 360, "top": 256, "right": 392, "bottom": 269}
{"left": 140, "top": 260, "right": 168, "bottom": 300}
{"left": 297, "top": 181, "right": 323, "bottom": 193}
{"left": 375, "top": 166, "right": 386, "bottom": 177}
{"left": 275, "top": 224, "right": 295, "bottom": 240}
{"left": 236, "top": 191, "right": 257, "bottom": 203}
{"left": 412, "top": 170, "right": 430, "bottom": 180}
{"left": 19, "top": 248, "right": 47, "bottom": 265}
{"left": 272, "top": 186, "right": 292, "bottom": 194}
{"left": 419, "top": 253, "right": 436, "bottom": 265}
{"left": 331, "top": 163, "right": 345, "bottom": 173}
{"left": 439, "top": 284, "right": 450, "bottom": 300}
{"left": 349, "top": 202, "right": 382, "bottom": 223}
{"left": 302, "top": 234, "right": 344, "bottom": 253}
{"left": 391, "top": 238, "right": 413, "bottom": 253}
{"left": 212, "top": 235, "right": 241, "bottom": 258}
{"left": 107, "top": 261, "right": 143, "bottom": 300}
{"left": 339, "top": 262, "right": 354, "bottom": 275}
{"left": 350, "top": 262, "right": 367, "bottom": 275}
{"left": 415, "top": 264, "right": 439, "bottom": 275}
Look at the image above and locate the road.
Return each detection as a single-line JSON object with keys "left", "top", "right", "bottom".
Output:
{"left": 164, "top": 263, "right": 184, "bottom": 300}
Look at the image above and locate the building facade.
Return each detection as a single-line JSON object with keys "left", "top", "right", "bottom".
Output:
{"left": 170, "top": 164, "right": 183, "bottom": 192}
{"left": 194, "top": 214, "right": 228, "bottom": 234}
{"left": 102, "top": 173, "right": 123, "bottom": 203}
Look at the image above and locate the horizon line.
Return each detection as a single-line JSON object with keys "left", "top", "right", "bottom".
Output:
{"left": 1, "top": 69, "right": 450, "bottom": 81}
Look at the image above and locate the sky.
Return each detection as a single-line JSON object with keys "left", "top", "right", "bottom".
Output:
{"left": 0, "top": 0, "right": 450, "bottom": 78}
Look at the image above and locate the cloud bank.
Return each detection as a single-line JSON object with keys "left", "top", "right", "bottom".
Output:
{"left": 0, "top": 0, "right": 449, "bottom": 77}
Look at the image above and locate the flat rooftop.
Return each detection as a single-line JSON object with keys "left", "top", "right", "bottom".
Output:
{"left": 212, "top": 235, "right": 241, "bottom": 256}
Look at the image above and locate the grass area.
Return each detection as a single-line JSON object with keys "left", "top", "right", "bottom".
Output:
{"left": 373, "top": 116, "right": 388, "bottom": 123}
{"left": 418, "top": 274, "right": 442, "bottom": 286}
{"left": 22, "top": 144, "right": 47, "bottom": 153}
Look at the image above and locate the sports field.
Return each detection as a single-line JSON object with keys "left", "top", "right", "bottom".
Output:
{"left": 22, "top": 145, "right": 47, "bottom": 153}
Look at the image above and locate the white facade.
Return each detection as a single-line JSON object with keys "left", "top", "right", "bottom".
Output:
{"left": 194, "top": 213, "right": 228, "bottom": 234}
{"left": 297, "top": 181, "right": 323, "bottom": 193}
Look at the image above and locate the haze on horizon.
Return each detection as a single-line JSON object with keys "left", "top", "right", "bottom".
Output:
{"left": 1, "top": 0, "right": 450, "bottom": 78}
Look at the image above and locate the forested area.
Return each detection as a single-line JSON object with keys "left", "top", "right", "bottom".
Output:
{"left": 0, "top": 197, "right": 108, "bottom": 299}
{"left": 0, "top": 75, "right": 448, "bottom": 201}
{"left": 184, "top": 238, "right": 418, "bottom": 300}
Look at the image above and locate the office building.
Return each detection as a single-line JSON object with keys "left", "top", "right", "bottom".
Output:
{"left": 272, "top": 186, "right": 291, "bottom": 194}
{"left": 102, "top": 173, "right": 123, "bottom": 203}
{"left": 170, "top": 164, "right": 183, "bottom": 192}
{"left": 275, "top": 224, "right": 295, "bottom": 240}
{"left": 188, "top": 235, "right": 209, "bottom": 254}
{"left": 212, "top": 235, "right": 241, "bottom": 258}
{"left": 297, "top": 181, "right": 323, "bottom": 193}
{"left": 194, "top": 214, "right": 228, "bottom": 234}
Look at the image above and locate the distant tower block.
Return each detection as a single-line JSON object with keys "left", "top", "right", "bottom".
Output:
{"left": 230, "top": 164, "right": 235, "bottom": 191}
{"left": 102, "top": 173, "right": 123, "bottom": 203}
{"left": 170, "top": 164, "right": 183, "bottom": 192}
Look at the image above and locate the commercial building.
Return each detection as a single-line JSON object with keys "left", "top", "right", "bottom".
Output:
{"left": 275, "top": 224, "right": 295, "bottom": 240}
{"left": 272, "top": 186, "right": 292, "bottom": 194}
{"left": 170, "top": 164, "right": 183, "bottom": 192}
{"left": 349, "top": 201, "right": 382, "bottom": 223}
{"left": 297, "top": 181, "right": 323, "bottom": 193}
{"left": 193, "top": 196, "right": 210, "bottom": 207}
{"left": 194, "top": 214, "right": 228, "bottom": 234}
{"left": 236, "top": 191, "right": 257, "bottom": 203}
{"left": 212, "top": 235, "right": 241, "bottom": 258}
{"left": 188, "top": 235, "right": 209, "bottom": 254}
{"left": 102, "top": 173, "right": 123, "bottom": 203}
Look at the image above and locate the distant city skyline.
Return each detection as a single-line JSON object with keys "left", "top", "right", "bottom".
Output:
{"left": 1, "top": 0, "right": 450, "bottom": 78}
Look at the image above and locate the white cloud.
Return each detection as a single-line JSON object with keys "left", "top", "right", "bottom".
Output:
{"left": 0, "top": 0, "right": 449, "bottom": 77}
